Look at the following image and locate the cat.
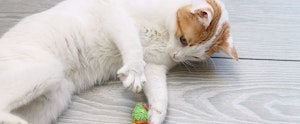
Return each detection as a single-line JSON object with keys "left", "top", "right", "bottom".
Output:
{"left": 0, "top": 0, "right": 238, "bottom": 124}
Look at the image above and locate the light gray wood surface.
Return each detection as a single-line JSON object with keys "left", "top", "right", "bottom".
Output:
{"left": 0, "top": 0, "right": 299, "bottom": 124}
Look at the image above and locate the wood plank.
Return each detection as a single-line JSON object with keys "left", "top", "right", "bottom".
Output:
{"left": 0, "top": 0, "right": 62, "bottom": 13}
{"left": 0, "top": 13, "right": 29, "bottom": 35}
{"left": 56, "top": 59, "right": 300, "bottom": 124}
{"left": 0, "top": 0, "right": 63, "bottom": 35}
{"left": 220, "top": 0, "right": 300, "bottom": 61}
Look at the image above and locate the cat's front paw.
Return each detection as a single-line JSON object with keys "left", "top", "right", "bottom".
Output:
{"left": 148, "top": 107, "right": 166, "bottom": 124}
{"left": 0, "top": 112, "right": 28, "bottom": 124}
{"left": 117, "top": 61, "right": 146, "bottom": 93}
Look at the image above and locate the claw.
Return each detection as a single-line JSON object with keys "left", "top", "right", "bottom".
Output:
{"left": 117, "top": 73, "right": 126, "bottom": 78}
{"left": 117, "top": 62, "right": 146, "bottom": 93}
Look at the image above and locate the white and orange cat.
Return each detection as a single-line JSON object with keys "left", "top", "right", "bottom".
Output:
{"left": 0, "top": 0, "right": 237, "bottom": 124}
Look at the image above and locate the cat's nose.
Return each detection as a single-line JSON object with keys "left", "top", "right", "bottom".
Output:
{"left": 172, "top": 54, "right": 177, "bottom": 59}
{"left": 172, "top": 54, "right": 180, "bottom": 62}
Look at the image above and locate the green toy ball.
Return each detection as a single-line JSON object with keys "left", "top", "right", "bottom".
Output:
{"left": 131, "top": 102, "right": 149, "bottom": 124}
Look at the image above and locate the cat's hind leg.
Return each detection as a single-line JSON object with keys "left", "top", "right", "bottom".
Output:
{"left": 0, "top": 112, "right": 28, "bottom": 124}
{"left": 0, "top": 58, "right": 67, "bottom": 124}
{"left": 12, "top": 79, "right": 74, "bottom": 124}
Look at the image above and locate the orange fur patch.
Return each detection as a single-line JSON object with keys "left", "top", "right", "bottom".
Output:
{"left": 206, "top": 22, "right": 238, "bottom": 60}
{"left": 206, "top": 22, "right": 230, "bottom": 56}
{"left": 175, "top": 0, "right": 222, "bottom": 46}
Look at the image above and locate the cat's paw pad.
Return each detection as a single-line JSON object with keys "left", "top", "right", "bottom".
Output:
{"left": 148, "top": 108, "right": 166, "bottom": 124}
{"left": 0, "top": 112, "right": 28, "bottom": 124}
{"left": 117, "top": 61, "right": 146, "bottom": 93}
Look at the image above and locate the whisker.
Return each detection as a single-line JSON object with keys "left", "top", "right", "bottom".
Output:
{"left": 181, "top": 61, "right": 192, "bottom": 72}
{"left": 194, "top": 61, "right": 203, "bottom": 68}
{"left": 184, "top": 61, "right": 196, "bottom": 67}
{"left": 208, "top": 58, "right": 216, "bottom": 69}
{"left": 200, "top": 59, "right": 208, "bottom": 67}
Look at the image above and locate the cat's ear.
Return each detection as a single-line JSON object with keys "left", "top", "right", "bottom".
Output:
{"left": 219, "top": 37, "right": 238, "bottom": 61}
{"left": 193, "top": 8, "right": 213, "bottom": 29}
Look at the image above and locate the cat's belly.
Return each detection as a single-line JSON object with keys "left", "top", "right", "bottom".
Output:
{"left": 63, "top": 37, "right": 123, "bottom": 92}
{"left": 0, "top": 0, "right": 176, "bottom": 93}
{"left": 53, "top": 16, "right": 174, "bottom": 92}
{"left": 63, "top": 31, "right": 174, "bottom": 92}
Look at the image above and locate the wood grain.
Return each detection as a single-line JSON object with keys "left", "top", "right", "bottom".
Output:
{"left": 56, "top": 59, "right": 300, "bottom": 124}
{"left": 0, "top": 0, "right": 62, "bottom": 13}
{"left": 0, "top": 0, "right": 63, "bottom": 35}
{"left": 219, "top": 0, "right": 300, "bottom": 61}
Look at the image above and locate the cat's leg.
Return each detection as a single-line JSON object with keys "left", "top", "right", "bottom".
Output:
{"left": 0, "top": 59, "right": 65, "bottom": 124}
{"left": 12, "top": 79, "right": 74, "bottom": 124}
{"left": 103, "top": 7, "right": 146, "bottom": 93}
{"left": 143, "top": 64, "right": 168, "bottom": 124}
{"left": 0, "top": 112, "right": 28, "bottom": 124}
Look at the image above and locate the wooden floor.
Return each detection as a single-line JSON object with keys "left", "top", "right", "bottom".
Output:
{"left": 1, "top": 0, "right": 300, "bottom": 124}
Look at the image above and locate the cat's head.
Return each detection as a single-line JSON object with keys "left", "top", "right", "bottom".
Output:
{"left": 167, "top": 0, "right": 238, "bottom": 62}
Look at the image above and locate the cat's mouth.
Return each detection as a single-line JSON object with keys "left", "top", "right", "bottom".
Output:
{"left": 170, "top": 53, "right": 182, "bottom": 62}
{"left": 172, "top": 58, "right": 181, "bottom": 62}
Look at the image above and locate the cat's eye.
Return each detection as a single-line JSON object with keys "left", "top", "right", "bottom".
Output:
{"left": 180, "top": 36, "right": 188, "bottom": 46}
{"left": 193, "top": 56, "right": 200, "bottom": 59}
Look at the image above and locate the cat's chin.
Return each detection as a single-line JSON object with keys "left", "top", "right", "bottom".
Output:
{"left": 171, "top": 57, "right": 186, "bottom": 63}
{"left": 172, "top": 59, "right": 181, "bottom": 63}
{"left": 170, "top": 56, "right": 182, "bottom": 62}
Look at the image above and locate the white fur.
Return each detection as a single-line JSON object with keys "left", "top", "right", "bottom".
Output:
{"left": 191, "top": 0, "right": 212, "bottom": 9}
{"left": 0, "top": 0, "right": 230, "bottom": 124}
